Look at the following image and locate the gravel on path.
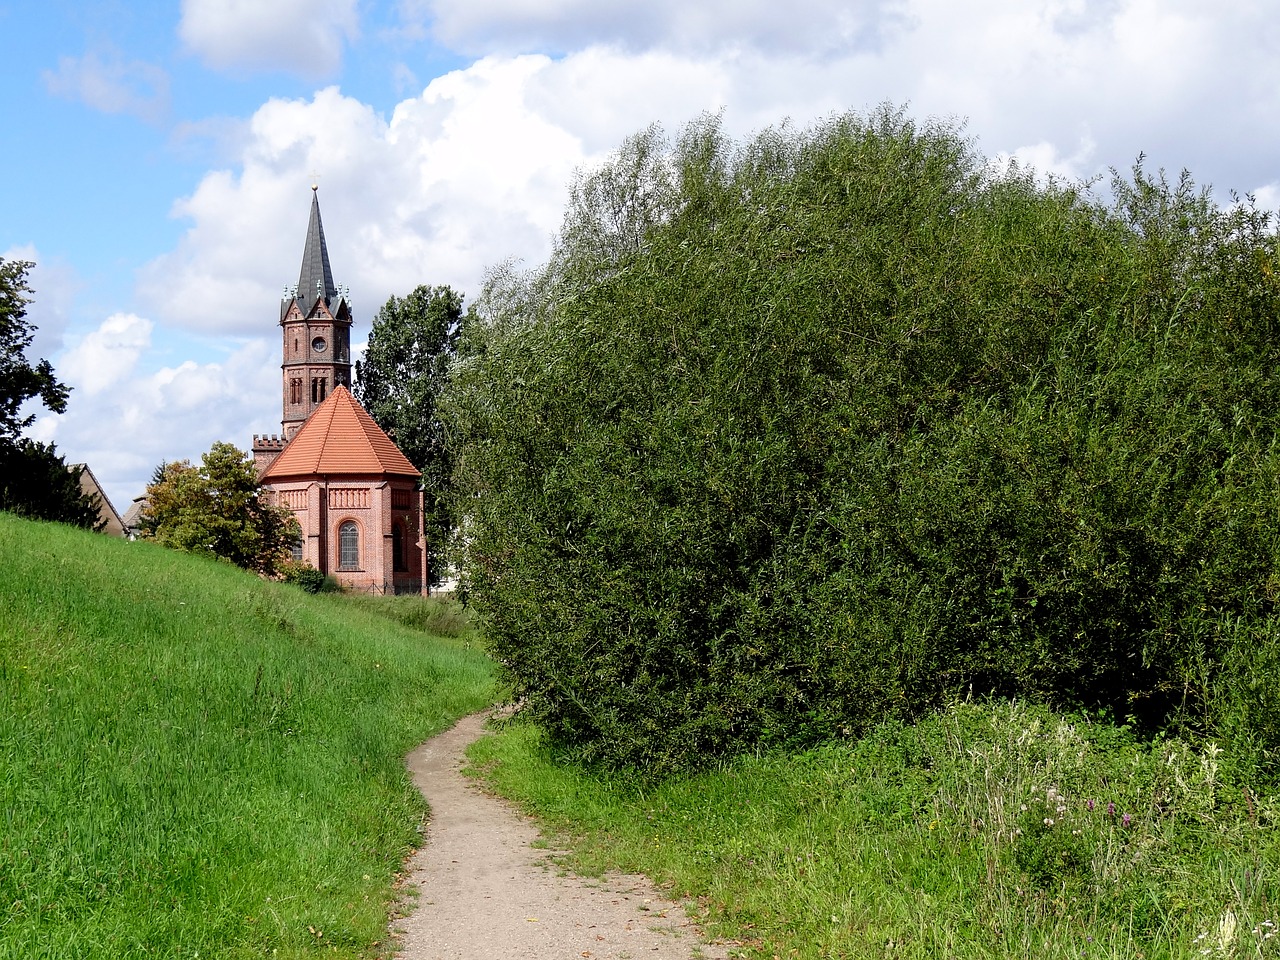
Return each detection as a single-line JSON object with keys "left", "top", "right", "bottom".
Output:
{"left": 392, "top": 712, "right": 730, "bottom": 960}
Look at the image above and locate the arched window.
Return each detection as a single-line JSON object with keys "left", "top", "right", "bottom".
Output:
{"left": 338, "top": 521, "right": 359, "bottom": 570}
{"left": 392, "top": 523, "right": 406, "bottom": 572}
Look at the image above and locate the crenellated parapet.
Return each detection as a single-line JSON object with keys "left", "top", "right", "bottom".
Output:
{"left": 251, "top": 434, "right": 289, "bottom": 474}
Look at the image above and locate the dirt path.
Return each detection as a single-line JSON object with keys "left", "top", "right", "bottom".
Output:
{"left": 393, "top": 712, "right": 729, "bottom": 960}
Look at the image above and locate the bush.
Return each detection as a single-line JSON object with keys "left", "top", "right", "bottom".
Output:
{"left": 449, "top": 108, "right": 1280, "bottom": 772}
{"left": 279, "top": 559, "right": 327, "bottom": 594}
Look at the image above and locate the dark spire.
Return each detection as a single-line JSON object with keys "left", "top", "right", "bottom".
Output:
{"left": 296, "top": 185, "right": 338, "bottom": 316}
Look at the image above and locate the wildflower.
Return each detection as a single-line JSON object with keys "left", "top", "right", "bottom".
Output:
{"left": 1122, "top": 813, "right": 1131, "bottom": 827}
{"left": 1107, "top": 802, "right": 1116, "bottom": 817}
{"left": 1086, "top": 799, "right": 1095, "bottom": 811}
{"left": 1044, "top": 818, "right": 1055, "bottom": 827}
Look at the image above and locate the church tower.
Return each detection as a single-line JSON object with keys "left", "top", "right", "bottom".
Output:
{"left": 279, "top": 186, "right": 352, "bottom": 438}
{"left": 252, "top": 187, "right": 354, "bottom": 471}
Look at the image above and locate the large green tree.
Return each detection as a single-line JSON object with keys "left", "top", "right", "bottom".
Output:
{"left": 449, "top": 109, "right": 1280, "bottom": 772}
{"left": 0, "top": 258, "right": 69, "bottom": 441}
{"left": 354, "top": 284, "right": 464, "bottom": 581}
{"left": 142, "top": 442, "right": 299, "bottom": 576}
{"left": 0, "top": 257, "right": 101, "bottom": 528}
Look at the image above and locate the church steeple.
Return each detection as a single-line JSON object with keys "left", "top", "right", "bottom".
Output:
{"left": 275, "top": 186, "right": 353, "bottom": 441}
{"left": 296, "top": 185, "right": 339, "bottom": 317}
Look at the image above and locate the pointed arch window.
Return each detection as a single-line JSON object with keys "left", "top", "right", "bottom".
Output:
{"left": 338, "top": 521, "right": 360, "bottom": 570}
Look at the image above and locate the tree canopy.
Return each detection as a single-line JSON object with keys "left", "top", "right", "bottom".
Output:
{"left": 0, "top": 257, "right": 102, "bottom": 529}
{"left": 0, "top": 258, "right": 69, "bottom": 442}
{"left": 354, "top": 284, "right": 464, "bottom": 581}
{"left": 448, "top": 108, "right": 1280, "bottom": 773}
{"left": 142, "top": 442, "right": 299, "bottom": 576}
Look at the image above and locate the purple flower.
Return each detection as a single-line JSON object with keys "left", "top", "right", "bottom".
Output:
{"left": 1086, "top": 799, "right": 1095, "bottom": 812}
{"left": 1122, "top": 813, "right": 1131, "bottom": 827}
{"left": 1107, "top": 802, "right": 1116, "bottom": 817}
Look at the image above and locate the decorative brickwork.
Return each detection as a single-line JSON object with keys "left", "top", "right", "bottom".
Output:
{"left": 329, "top": 488, "right": 370, "bottom": 509}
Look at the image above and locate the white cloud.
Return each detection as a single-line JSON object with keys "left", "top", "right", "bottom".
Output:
{"left": 179, "top": 0, "right": 360, "bottom": 78}
{"left": 139, "top": 67, "right": 591, "bottom": 335}
{"left": 991, "top": 135, "right": 1099, "bottom": 186}
{"left": 42, "top": 49, "right": 169, "bottom": 123}
{"left": 1251, "top": 183, "right": 1280, "bottom": 217}
{"left": 59, "top": 313, "right": 154, "bottom": 395}
{"left": 2, "top": 246, "right": 77, "bottom": 361}
{"left": 34, "top": 334, "right": 281, "bottom": 515}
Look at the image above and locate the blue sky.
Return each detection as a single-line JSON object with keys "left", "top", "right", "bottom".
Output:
{"left": 5, "top": 0, "right": 1280, "bottom": 514}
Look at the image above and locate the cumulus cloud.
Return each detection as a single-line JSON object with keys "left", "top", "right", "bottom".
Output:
{"left": 140, "top": 65, "right": 594, "bottom": 335}
{"left": 33, "top": 334, "right": 281, "bottom": 513}
{"left": 97, "top": 0, "right": 1280, "bottom": 513}
{"left": 58, "top": 313, "right": 154, "bottom": 395}
{"left": 179, "top": 0, "right": 360, "bottom": 78}
{"left": 42, "top": 49, "right": 169, "bottom": 123}
{"left": 2, "top": 245, "right": 77, "bottom": 361}
{"left": 140, "top": 0, "right": 1280, "bottom": 348}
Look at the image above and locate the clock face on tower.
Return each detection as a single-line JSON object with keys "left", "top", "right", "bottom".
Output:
{"left": 312, "top": 336, "right": 326, "bottom": 354}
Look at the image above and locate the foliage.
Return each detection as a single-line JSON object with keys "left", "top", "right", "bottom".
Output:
{"left": 449, "top": 107, "right": 1280, "bottom": 771}
{"left": 354, "top": 284, "right": 465, "bottom": 583}
{"left": 0, "top": 438, "right": 104, "bottom": 529}
{"left": 0, "top": 511, "right": 494, "bottom": 958}
{"left": 0, "top": 257, "right": 68, "bottom": 443}
{"left": 471, "top": 698, "right": 1280, "bottom": 960}
{"left": 142, "top": 441, "right": 299, "bottom": 576}
{"left": 0, "top": 258, "right": 100, "bottom": 528}
{"left": 279, "top": 557, "right": 330, "bottom": 593}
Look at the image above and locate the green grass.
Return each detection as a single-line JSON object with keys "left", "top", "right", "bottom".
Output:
{"left": 470, "top": 700, "right": 1280, "bottom": 960}
{"left": 0, "top": 513, "right": 495, "bottom": 958}
{"left": 336, "top": 592, "right": 476, "bottom": 640}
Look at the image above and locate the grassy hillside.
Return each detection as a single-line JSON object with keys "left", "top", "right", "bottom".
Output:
{"left": 0, "top": 513, "right": 495, "bottom": 958}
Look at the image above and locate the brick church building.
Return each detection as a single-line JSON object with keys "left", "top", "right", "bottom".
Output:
{"left": 252, "top": 187, "right": 429, "bottom": 594}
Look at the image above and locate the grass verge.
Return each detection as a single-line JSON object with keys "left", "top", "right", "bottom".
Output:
{"left": 0, "top": 513, "right": 495, "bottom": 959}
{"left": 470, "top": 700, "right": 1279, "bottom": 960}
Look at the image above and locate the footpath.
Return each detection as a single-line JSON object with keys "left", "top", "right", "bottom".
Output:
{"left": 393, "top": 712, "right": 730, "bottom": 960}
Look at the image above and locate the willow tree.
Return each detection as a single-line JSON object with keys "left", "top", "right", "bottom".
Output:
{"left": 449, "top": 108, "right": 1280, "bottom": 773}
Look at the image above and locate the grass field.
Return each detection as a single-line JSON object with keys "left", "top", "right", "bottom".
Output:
{"left": 8, "top": 510, "right": 1280, "bottom": 959}
{"left": 0, "top": 513, "right": 495, "bottom": 958}
{"left": 471, "top": 701, "right": 1280, "bottom": 960}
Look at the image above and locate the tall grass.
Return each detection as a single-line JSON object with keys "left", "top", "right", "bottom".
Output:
{"left": 470, "top": 700, "right": 1280, "bottom": 959}
{"left": 0, "top": 513, "right": 494, "bottom": 958}
{"left": 337, "top": 592, "right": 476, "bottom": 640}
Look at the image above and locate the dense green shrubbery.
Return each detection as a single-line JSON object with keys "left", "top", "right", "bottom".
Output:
{"left": 279, "top": 558, "right": 329, "bottom": 593}
{"left": 449, "top": 107, "right": 1280, "bottom": 772}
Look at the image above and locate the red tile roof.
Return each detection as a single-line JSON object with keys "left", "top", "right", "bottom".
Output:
{"left": 261, "top": 385, "right": 420, "bottom": 481}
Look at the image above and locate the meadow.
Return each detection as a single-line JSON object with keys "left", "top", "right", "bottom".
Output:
{"left": 471, "top": 701, "right": 1280, "bottom": 960}
{"left": 0, "top": 513, "right": 493, "bottom": 958}
{"left": 6, "top": 509, "right": 1279, "bottom": 959}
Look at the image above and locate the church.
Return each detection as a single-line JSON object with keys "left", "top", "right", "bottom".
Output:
{"left": 252, "top": 188, "right": 429, "bottom": 595}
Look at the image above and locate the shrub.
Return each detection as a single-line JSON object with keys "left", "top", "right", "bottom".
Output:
{"left": 280, "top": 560, "right": 327, "bottom": 594}
{"left": 449, "top": 108, "right": 1280, "bottom": 772}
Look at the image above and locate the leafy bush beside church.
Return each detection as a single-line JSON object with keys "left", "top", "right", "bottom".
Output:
{"left": 142, "top": 441, "right": 299, "bottom": 577}
{"left": 448, "top": 108, "right": 1280, "bottom": 773}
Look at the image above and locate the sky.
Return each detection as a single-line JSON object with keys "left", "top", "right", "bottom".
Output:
{"left": 4, "top": 0, "right": 1280, "bottom": 515}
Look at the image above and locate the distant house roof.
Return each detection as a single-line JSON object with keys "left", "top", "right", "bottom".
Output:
{"left": 69, "top": 463, "right": 126, "bottom": 537}
{"left": 261, "top": 385, "right": 420, "bottom": 481}
{"left": 121, "top": 496, "right": 148, "bottom": 536}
